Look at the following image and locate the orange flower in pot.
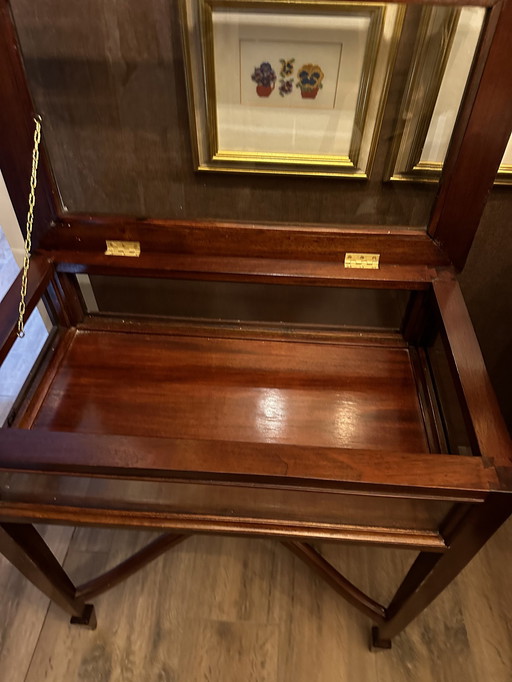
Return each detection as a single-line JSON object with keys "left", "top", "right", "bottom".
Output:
{"left": 296, "top": 64, "right": 324, "bottom": 99}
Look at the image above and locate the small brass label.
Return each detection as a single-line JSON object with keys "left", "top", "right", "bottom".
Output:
{"left": 105, "top": 240, "right": 141, "bottom": 257}
{"left": 344, "top": 253, "right": 380, "bottom": 270}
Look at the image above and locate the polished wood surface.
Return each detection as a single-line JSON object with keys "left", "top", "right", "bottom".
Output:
{"left": 48, "top": 250, "right": 435, "bottom": 290}
{"left": 43, "top": 216, "right": 448, "bottom": 268}
{"left": 1, "top": 271, "right": 509, "bottom": 642}
{"left": 0, "top": 429, "right": 496, "bottom": 494}
{"left": 32, "top": 328, "right": 429, "bottom": 451}
{"left": 0, "top": 268, "right": 510, "bottom": 642}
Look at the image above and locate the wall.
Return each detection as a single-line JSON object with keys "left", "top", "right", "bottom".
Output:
{"left": 460, "top": 190, "right": 512, "bottom": 433}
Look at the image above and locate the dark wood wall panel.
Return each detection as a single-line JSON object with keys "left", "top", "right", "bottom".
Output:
{"left": 10, "top": 0, "right": 437, "bottom": 226}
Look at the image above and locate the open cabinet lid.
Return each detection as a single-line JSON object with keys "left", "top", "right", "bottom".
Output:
{"left": 0, "top": 0, "right": 511, "bottom": 279}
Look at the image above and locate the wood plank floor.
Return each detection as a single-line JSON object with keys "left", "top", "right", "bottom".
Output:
{"left": 1, "top": 519, "right": 512, "bottom": 681}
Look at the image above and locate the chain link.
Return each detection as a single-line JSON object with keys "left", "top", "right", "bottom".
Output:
{"left": 17, "top": 116, "right": 42, "bottom": 338}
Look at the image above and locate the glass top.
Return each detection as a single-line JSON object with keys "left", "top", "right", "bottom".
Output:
{"left": 11, "top": 0, "right": 487, "bottom": 229}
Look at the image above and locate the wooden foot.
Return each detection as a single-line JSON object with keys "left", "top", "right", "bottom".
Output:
{"left": 70, "top": 603, "right": 97, "bottom": 629}
{"left": 370, "top": 626, "right": 392, "bottom": 651}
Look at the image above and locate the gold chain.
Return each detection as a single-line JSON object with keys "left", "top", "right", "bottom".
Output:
{"left": 17, "top": 116, "right": 42, "bottom": 338}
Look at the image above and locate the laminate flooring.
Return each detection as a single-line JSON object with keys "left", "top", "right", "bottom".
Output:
{"left": 1, "top": 519, "right": 511, "bottom": 682}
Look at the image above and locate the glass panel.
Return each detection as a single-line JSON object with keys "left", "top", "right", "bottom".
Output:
{"left": 0, "top": 472, "right": 454, "bottom": 532}
{"left": 0, "top": 308, "right": 50, "bottom": 426}
{"left": 87, "top": 276, "right": 408, "bottom": 328}
{"left": 386, "top": 6, "right": 486, "bottom": 181}
{"left": 0, "top": 226, "right": 50, "bottom": 425}
{"left": 10, "top": 1, "right": 488, "bottom": 227}
{"left": 426, "top": 335, "right": 474, "bottom": 456}
{"left": 0, "top": 224, "right": 19, "bottom": 296}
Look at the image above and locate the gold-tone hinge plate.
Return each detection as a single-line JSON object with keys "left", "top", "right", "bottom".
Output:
{"left": 344, "top": 253, "right": 380, "bottom": 269}
{"left": 105, "top": 240, "right": 141, "bottom": 257}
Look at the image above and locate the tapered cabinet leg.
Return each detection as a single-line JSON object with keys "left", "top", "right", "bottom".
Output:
{"left": 371, "top": 627, "right": 392, "bottom": 651}
{"left": 0, "top": 523, "right": 96, "bottom": 628}
{"left": 369, "top": 552, "right": 441, "bottom": 649}
{"left": 373, "top": 494, "right": 512, "bottom": 645}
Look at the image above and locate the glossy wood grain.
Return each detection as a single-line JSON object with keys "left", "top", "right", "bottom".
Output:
{"left": 43, "top": 216, "right": 448, "bottom": 268}
{"left": 0, "top": 429, "right": 497, "bottom": 498}
{"left": 31, "top": 328, "right": 429, "bottom": 452}
{"left": 48, "top": 250, "right": 435, "bottom": 290}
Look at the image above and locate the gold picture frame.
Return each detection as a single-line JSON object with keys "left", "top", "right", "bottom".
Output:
{"left": 180, "top": 0, "right": 404, "bottom": 177}
{"left": 496, "top": 135, "right": 512, "bottom": 186}
{"left": 385, "top": 5, "right": 487, "bottom": 183}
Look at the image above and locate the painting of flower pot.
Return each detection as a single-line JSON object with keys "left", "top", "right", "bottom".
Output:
{"left": 296, "top": 64, "right": 324, "bottom": 99}
{"left": 240, "top": 40, "right": 341, "bottom": 109}
{"left": 251, "top": 62, "right": 277, "bottom": 97}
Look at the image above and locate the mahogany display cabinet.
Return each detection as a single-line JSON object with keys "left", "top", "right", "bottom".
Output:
{"left": 0, "top": 0, "right": 511, "bottom": 648}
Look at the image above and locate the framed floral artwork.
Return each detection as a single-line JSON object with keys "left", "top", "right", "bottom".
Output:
{"left": 180, "top": 0, "right": 404, "bottom": 177}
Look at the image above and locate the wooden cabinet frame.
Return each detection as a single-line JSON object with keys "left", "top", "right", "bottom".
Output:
{"left": 0, "top": 0, "right": 511, "bottom": 649}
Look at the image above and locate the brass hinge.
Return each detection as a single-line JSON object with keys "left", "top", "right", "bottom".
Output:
{"left": 105, "top": 240, "right": 141, "bottom": 257}
{"left": 344, "top": 253, "right": 380, "bottom": 270}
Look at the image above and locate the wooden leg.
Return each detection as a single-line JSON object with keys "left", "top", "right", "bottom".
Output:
{"left": 371, "top": 552, "right": 441, "bottom": 649}
{"left": 0, "top": 523, "right": 96, "bottom": 628}
{"left": 373, "top": 494, "right": 512, "bottom": 647}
